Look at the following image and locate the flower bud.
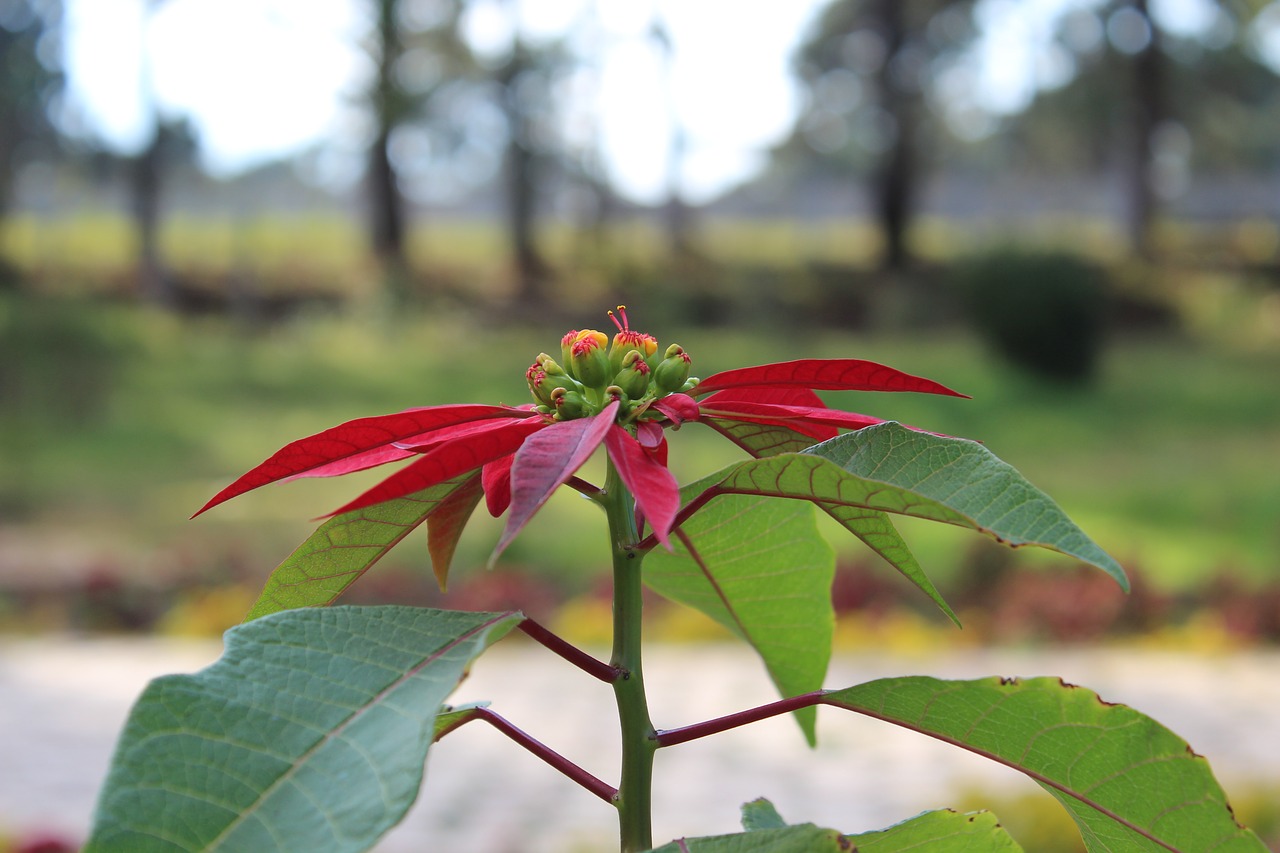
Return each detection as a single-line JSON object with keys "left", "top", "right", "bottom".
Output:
{"left": 607, "top": 305, "right": 660, "bottom": 373}
{"left": 569, "top": 330, "right": 611, "bottom": 389}
{"left": 526, "top": 363, "right": 552, "bottom": 406}
{"left": 604, "top": 385, "right": 636, "bottom": 419}
{"left": 559, "top": 331, "right": 579, "bottom": 367}
{"left": 653, "top": 344, "right": 692, "bottom": 393}
{"left": 528, "top": 359, "right": 583, "bottom": 406}
{"left": 610, "top": 330, "right": 659, "bottom": 373}
{"left": 613, "top": 350, "right": 651, "bottom": 399}
{"left": 551, "top": 387, "right": 588, "bottom": 420}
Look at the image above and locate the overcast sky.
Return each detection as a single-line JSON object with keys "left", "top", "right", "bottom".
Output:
{"left": 59, "top": 0, "right": 1243, "bottom": 204}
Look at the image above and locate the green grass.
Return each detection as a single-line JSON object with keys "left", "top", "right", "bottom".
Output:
{"left": 2, "top": 291, "right": 1278, "bottom": 601}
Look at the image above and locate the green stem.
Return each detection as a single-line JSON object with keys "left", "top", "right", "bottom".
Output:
{"left": 604, "top": 459, "right": 656, "bottom": 853}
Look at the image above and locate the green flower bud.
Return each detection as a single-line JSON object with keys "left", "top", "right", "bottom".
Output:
{"left": 569, "top": 330, "right": 611, "bottom": 389}
{"left": 527, "top": 358, "right": 582, "bottom": 406}
{"left": 607, "top": 305, "right": 660, "bottom": 373}
{"left": 653, "top": 344, "right": 692, "bottom": 393}
{"left": 551, "top": 387, "right": 588, "bottom": 420}
{"left": 559, "top": 331, "right": 579, "bottom": 368}
{"left": 613, "top": 350, "right": 651, "bottom": 399}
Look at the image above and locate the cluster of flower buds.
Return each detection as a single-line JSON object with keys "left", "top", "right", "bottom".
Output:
{"left": 526, "top": 306, "right": 697, "bottom": 421}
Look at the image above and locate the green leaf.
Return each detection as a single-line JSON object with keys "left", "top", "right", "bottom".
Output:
{"left": 848, "top": 809, "right": 1025, "bottom": 852}
{"left": 432, "top": 701, "right": 489, "bottom": 740}
{"left": 645, "top": 824, "right": 849, "bottom": 853}
{"left": 805, "top": 423, "right": 1127, "bottom": 589}
{"left": 703, "top": 408, "right": 957, "bottom": 624}
{"left": 817, "top": 502, "right": 958, "bottom": 624}
{"left": 645, "top": 491, "right": 834, "bottom": 745}
{"left": 688, "top": 422, "right": 1126, "bottom": 597}
{"left": 825, "top": 676, "right": 1268, "bottom": 852}
{"left": 86, "top": 606, "right": 521, "bottom": 853}
{"left": 245, "top": 475, "right": 479, "bottom": 620}
{"left": 649, "top": 808, "right": 1022, "bottom": 852}
{"left": 740, "top": 797, "right": 787, "bottom": 832}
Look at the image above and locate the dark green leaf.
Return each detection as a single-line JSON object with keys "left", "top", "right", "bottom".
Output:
{"left": 87, "top": 606, "right": 521, "bottom": 853}
{"left": 687, "top": 423, "right": 1126, "bottom": 599}
{"left": 804, "top": 424, "right": 1127, "bottom": 589}
{"left": 825, "top": 676, "right": 1267, "bottom": 852}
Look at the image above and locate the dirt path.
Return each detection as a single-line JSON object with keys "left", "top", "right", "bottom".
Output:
{"left": 2, "top": 637, "right": 1277, "bottom": 851}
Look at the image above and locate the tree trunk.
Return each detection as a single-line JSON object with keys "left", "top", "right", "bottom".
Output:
{"left": 132, "top": 126, "right": 173, "bottom": 307}
{"left": 872, "top": 0, "right": 915, "bottom": 271}
{"left": 500, "top": 44, "right": 549, "bottom": 308}
{"left": 369, "top": 126, "right": 406, "bottom": 268}
{"left": 877, "top": 118, "right": 914, "bottom": 272}
{"left": 369, "top": 0, "right": 410, "bottom": 302}
{"left": 1125, "top": 0, "right": 1163, "bottom": 259}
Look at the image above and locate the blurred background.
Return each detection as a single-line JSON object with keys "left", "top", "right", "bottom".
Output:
{"left": 2, "top": 0, "right": 1280, "bottom": 850}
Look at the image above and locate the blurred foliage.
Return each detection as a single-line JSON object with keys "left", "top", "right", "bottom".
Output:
{"left": 0, "top": 291, "right": 133, "bottom": 422}
{"left": 0, "top": 254, "right": 1278, "bottom": 637}
{"left": 952, "top": 248, "right": 1110, "bottom": 383}
{"left": 955, "top": 782, "right": 1280, "bottom": 852}
{"left": 1012, "top": 1, "right": 1280, "bottom": 176}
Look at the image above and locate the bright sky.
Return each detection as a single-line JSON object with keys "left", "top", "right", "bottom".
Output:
{"left": 60, "top": 0, "right": 1237, "bottom": 204}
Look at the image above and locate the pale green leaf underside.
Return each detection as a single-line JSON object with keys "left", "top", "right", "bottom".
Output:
{"left": 245, "top": 475, "right": 477, "bottom": 621}
{"left": 646, "top": 824, "right": 848, "bottom": 853}
{"left": 826, "top": 676, "right": 1267, "bottom": 852}
{"left": 87, "top": 606, "right": 521, "bottom": 853}
{"left": 848, "top": 809, "right": 1025, "bottom": 852}
{"left": 739, "top": 797, "right": 787, "bottom": 832}
{"left": 646, "top": 807, "right": 1023, "bottom": 852}
{"left": 645, "top": 493, "right": 834, "bottom": 745}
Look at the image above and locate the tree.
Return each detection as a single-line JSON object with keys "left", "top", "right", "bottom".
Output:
{"left": 1000, "top": 0, "right": 1280, "bottom": 257}
{"left": 0, "top": 0, "right": 63, "bottom": 227}
{"left": 791, "top": 0, "right": 978, "bottom": 271}
{"left": 368, "top": 0, "right": 410, "bottom": 279}
{"left": 493, "top": 30, "right": 561, "bottom": 308}
{"left": 362, "top": 0, "right": 476, "bottom": 303}
{"left": 130, "top": 0, "right": 190, "bottom": 307}
{"left": 650, "top": 11, "right": 694, "bottom": 262}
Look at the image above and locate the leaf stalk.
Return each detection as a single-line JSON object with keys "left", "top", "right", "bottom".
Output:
{"left": 439, "top": 707, "right": 618, "bottom": 803}
{"left": 653, "top": 691, "right": 828, "bottom": 748}
{"left": 518, "top": 618, "right": 620, "bottom": 682}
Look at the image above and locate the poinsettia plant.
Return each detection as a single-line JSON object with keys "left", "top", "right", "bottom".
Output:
{"left": 88, "top": 308, "right": 1265, "bottom": 853}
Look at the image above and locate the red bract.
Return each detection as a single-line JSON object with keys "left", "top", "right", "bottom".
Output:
{"left": 197, "top": 337, "right": 963, "bottom": 567}
{"left": 669, "top": 358, "right": 963, "bottom": 458}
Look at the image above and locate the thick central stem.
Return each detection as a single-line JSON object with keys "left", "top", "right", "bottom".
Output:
{"left": 604, "top": 459, "right": 656, "bottom": 852}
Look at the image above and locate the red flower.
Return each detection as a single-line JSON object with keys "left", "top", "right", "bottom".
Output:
{"left": 195, "top": 312, "right": 963, "bottom": 564}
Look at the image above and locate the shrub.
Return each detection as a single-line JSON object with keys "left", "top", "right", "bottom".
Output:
{"left": 955, "top": 249, "right": 1109, "bottom": 383}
